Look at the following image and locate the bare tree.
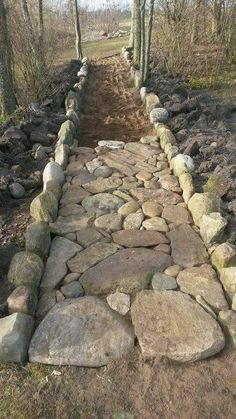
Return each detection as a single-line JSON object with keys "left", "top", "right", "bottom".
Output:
{"left": 133, "top": 0, "right": 141, "bottom": 68}
{"left": 0, "top": 0, "right": 17, "bottom": 115}
{"left": 73, "top": 0, "right": 83, "bottom": 59}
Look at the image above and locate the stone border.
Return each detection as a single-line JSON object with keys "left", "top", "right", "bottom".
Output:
{"left": 122, "top": 46, "right": 236, "bottom": 314}
{"left": 0, "top": 58, "right": 90, "bottom": 363}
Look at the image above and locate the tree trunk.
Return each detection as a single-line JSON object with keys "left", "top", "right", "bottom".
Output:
{"left": 191, "top": 0, "right": 202, "bottom": 44}
{"left": 21, "top": 0, "right": 37, "bottom": 53}
{"left": 38, "top": 0, "right": 44, "bottom": 56}
{"left": 144, "top": 0, "right": 155, "bottom": 84}
{"left": 0, "top": 0, "right": 17, "bottom": 115}
{"left": 129, "top": 1, "right": 134, "bottom": 48}
{"left": 73, "top": 0, "right": 83, "bottom": 60}
{"left": 140, "top": 0, "right": 146, "bottom": 83}
{"left": 133, "top": 0, "right": 141, "bottom": 68}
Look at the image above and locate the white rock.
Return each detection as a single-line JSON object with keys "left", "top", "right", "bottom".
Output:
{"left": 107, "top": 292, "right": 131, "bottom": 315}
{"left": 140, "top": 87, "right": 147, "bottom": 103}
{"left": 200, "top": 212, "right": 227, "bottom": 246}
{"left": 98, "top": 140, "right": 125, "bottom": 149}
{"left": 150, "top": 108, "right": 169, "bottom": 124}
{"left": 171, "top": 154, "right": 195, "bottom": 177}
{"left": 43, "top": 161, "right": 65, "bottom": 186}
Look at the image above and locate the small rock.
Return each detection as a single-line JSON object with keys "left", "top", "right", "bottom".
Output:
{"left": 107, "top": 292, "right": 131, "bottom": 315}
{"left": 7, "top": 286, "right": 38, "bottom": 315}
{"left": 61, "top": 281, "right": 84, "bottom": 298}
{"left": 152, "top": 272, "right": 177, "bottom": 290}
{"left": 8, "top": 251, "right": 44, "bottom": 288}
{"left": 123, "top": 212, "right": 144, "bottom": 230}
{"left": 95, "top": 213, "right": 122, "bottom": 233}
{"left": 142, "top": 201, "right": 163, "bottom": 217}
{"left": 150, "top": 108, "right": 169, "bottom": 124}
{"left": 211, "top": 243, "right": 236, "bottom": 271}
{"left": 218, "top": 310, "right": 236, "bottom": 347}
{"left": 200, "top": 212, "right": 227, "bottom": 247}
{"left": 86, "top": 158, "right": 103, "bottom": 173}
{"left": 164, "top": 265, "right": 182, "bottom": 277}
{"left": 143, "top": 217, "right": 168, "bottom": 232}
{"left": 94, "top": 166, "right": 113, "bottom": 178}
{"left": 9, "top": 182, "right": 25, "bottom": 199}
{"left": 118, "top": 201, "right": 140, "bottom": 217}
{"left": 63, "top": 273, "right": 80, "bottom": 285}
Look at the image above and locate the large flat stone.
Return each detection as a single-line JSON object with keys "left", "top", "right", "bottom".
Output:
{"left": 50, "top": 214, "right": 95, "bottom": 235}
{"left": 29, "top": 297, "right": 134, "bottom": 366}
{"left": 130, "top": 188, "right": 182, "bottom": 204}
{"left": 162, "top": 205, "right": 192, "bottom": 224}
{"left": 60, "top": 185, "right": 90, "bottom": 205}
{"left": 112, "top": 230, "right": 169, "bottom": 247}
{"left": 76, "top": 227, "right": 103, "bottom": 247}
{"left": 83, "top": 177, "right": 122, "bottom": 194}
{"left": 125, "top": 142, "right": 157, "bottom": 158}
{"left": 41, "top": 257, "right": 68, "bottom": 289}
{"left": 67, "top": 242, "right": 119, "bottom": 273}
{"left": 49, "top": 237, "right": 82, "bottom": 262}
{"left": 81, "top": 193, "right": 124, "bottom": 215}
{"left": 80, "top": 248, "right": 172, "bottom": 295}
{"left": 177, "top": 264, "right": 228, "bottom": 312}
{"left": 167, "top": 224, "right": 209, "bottom": 267}
{"left": 131, "top": 290, "right": 225, "bottom": 362}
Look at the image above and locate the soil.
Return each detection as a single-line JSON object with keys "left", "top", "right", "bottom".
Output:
{"left": 0, "top": 55, "right": 236, "bottom": 418}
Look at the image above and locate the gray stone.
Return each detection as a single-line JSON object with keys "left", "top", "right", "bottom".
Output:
{"left": 76, "top": 227, "right": 103, "bottom": 247}
{"left": 86, "top": 158, "right": 103, "bottom": 173}
{"left": 131, "top": 290, "right": 225, "bottom": 361}
{"left": 142, "top": 201, "right": 163, "bottom": 218}
{"left": 167, "top": 224, "right": 209, "bottom": 267}
{"left": 218, "top": 310, "right": 236, "bottom": 347}
{"left": 67, "top": 242, "right": 119, "bottom": 274}
{"left": 82, "top": 193, "right": 124, "bottom": 216}
{"left": 0, "top": 313, "right": 34, "bottom": 363}
{"left": 30, "top": 131, "right": 51, "bottom": 146}
{"left": 36, "top": 291, "right": 56, "bottom": 318}
{"left": 49, "top": 236, "right": 82, "bottom": 262}
{"left": 150, "top": 108, "right": 169, "bottom": 124}
{"left": 25, "top": 222, "right": 51, "bottom": 258}
{"left": 60, "top": 185, "right": 91, "bottom": 205}
{"left": 54, "top": 143, "right": 69, "bottom": 169}
{"left": 177, "top": 264, "right": 228, "bottom": 313}
{"left": 72, "top": 170, "right": 96, "bottom": 186}
{"left": 8, "top": 251, "right": 44, "bottom": 288}
{"left": 83, "top": 177, "right": 122, "bottom": 194}
{"left": 30, "top": 191, "right": 58, "bottom": 223}
{"left": 43, "top": 161, "right": 65, "bottom": 186}
{"left": 58, "top": 120, "right": 75, "bottom": 146}
{"left": 107, "top": 292, "right": 130, "bottom": 315}
{"left": 50, "top": 213, "right": 95, "bottom": 235}
{"left": 112, "top": 230, "right": 169, "bottom": 248}
{"left": 29, "top": 297, "right": 134, "bottom": 366}
{"left": 9, "top": 182, "right": 25, "bottom": 199}
{"left": 94, "top": 166, "right": 113, "bottom": 178}
{"left": 44, "top": 179, "right": 62, "bottom": 201}
{"left": 152, "top": 272, "right": 177, "bottom": 290}
{"left": 95, "top": 213, "right": 122, "bottom": 233}
{"left": 59, "top": 204, "right": 85, "bottom": 216}
{"left": 62, "top": 273, "right": 80, "bottom": 285}
{"left": 61, "top": 281, "right": 84, "bottom": 298}
{"left": 41, "top": 256, "right": 67, "bottom": 289}
{"left": 80, "top": 248, "right": 172, "bottom": 295}
{"left": 66, "top": 109, "right": 80, "bottom": 131}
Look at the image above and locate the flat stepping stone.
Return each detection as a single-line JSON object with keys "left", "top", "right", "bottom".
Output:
{"left": 142, "top": 217, "right": 169, "bottom": 232}
{"left": 41, "top": 257, "right": 68, "bottom": 289}
{"left": 72, "top": 170, "right": 96, "bottom": 186}
{"left": 130, "top": 188, "right": 183, "bottom": 205}
{"left": 76, "top": 227, "right": 103, "bottom": 247}
{"left": 112, "top": 230, "right": 169, "bottom": 247}
{"left": 167, "top": 224, "right": 209, "bottom": 267}
{"left": 131, "top": 290, "right": 225, "bottom": 362}
{"left": 50, "top": 214, "right": 95, "bottom": 235}
{"left": 81, "top": 193, "right": 124, "bottom": 216}
{"left": 59, "top": 204, "right": 85, "bottom": 216}
{"left": 67, "top": 242, "right": 119, "bottom": 274}
{"left": 98, "top": 140, "right": 125, "bottom": 149}
{"left": 60, "top": 185, "right": 90, "bottom": 205}
{"left": 80, "top": 248, "right": 172, "bottom": 295}
{"left": 29, "top": 297, "right": 134, "bottom": 366}
{"left": 49, "top": 237, "right": 82, "bottom": 262}
{"left": 162, "top": 204, "right": 192, "bottom": 224}
{"left": 101, "top": 155, "right": 138, "bottom": 177}
{"left": 125, "top": 142, "right": 158, "bottom": 158}
{"left": 177, "top": 264, "right": 228, "bottom": 312}
{"left": 95, "top": 213, "right": 122, "bottom": 233}
{"left": 152, "top": 272, "right": 177, "bottom": 290}
{"left": 83, "top": 177, "right": 122, "bottom": 194}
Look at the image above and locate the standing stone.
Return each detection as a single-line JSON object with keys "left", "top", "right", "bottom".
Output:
{"left": 0, "top": 313, "right": 34, "bottom": 363}
{"left": 67, "top": 242, "right": 119, "bottom": 274}
{"left": 44, "top": 179, "right": 62, "bottom": 201}
{"left": 25, "top": 222, "right": 51, "bottom": 259}
{"left": 170, "top": 154, "right": 194, "bottom": 177}
{"left": 188, "top": 193, "right": 221, "bottom": 227}
{"left": 167, "top": 224, "right": 209, "bottom": 267}
{"left": 131, "top": 290, "right": 225, "bottom": 361}
{"left": 58, "top": 120, "right": 75, "bottom": 146}
{"left": 179, "top": 173, "right": 194, "bottom": 203}
{"left": 177, "top": 264, "right": 228, "bottom": 312}
{"left": 150, "top": 108, "right": 169, "bottom": 124}
{"left": 29, "top": 297, "right": 134, "bottom": 366}
{"left": 43, "top": 161, "right": 65, "bottom": 185}
{"left": 8, "top": 251, "right": 44, "bottom": 288}
{"left": 30, "top": 191, "right": 58, "bottom": 223}
{"left": 211, "top": 243, "right": 236, "bottom": 271}
{"left": 200, "top": 213, "right": 227, "bottom": 247}
{"left": 80, "top": 248, "right": 172, "bottom": 295}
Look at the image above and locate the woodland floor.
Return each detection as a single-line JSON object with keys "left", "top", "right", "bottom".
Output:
{"left": 0, "top": 56, "right": 236, "bottom": 419}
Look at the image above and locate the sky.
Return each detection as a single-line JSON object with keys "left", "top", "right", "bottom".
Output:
{"left": 52, "top": 0, "right": 131, "bottom": 11}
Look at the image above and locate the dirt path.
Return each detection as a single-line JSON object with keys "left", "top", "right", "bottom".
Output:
{"left": 1, "top": 56, "right": 236, "bottom": 419}
{"left": 80, "top": 55, "right": 152, "bottom": 147}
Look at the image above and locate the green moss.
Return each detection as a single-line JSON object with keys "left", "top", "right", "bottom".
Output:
{"left": 187, "top": 75, "right": 223, "bottom": 90}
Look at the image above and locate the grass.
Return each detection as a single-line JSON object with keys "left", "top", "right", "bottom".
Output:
{"left": 0, "top": 115, "right": 6, "bottom": 125}
{"left": 57, "top": 35, "right": 129, "bottom": 64}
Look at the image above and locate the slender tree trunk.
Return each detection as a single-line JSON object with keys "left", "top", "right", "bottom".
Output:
{"left": 129, "top": 1, "right": 134, "bottom": 48}
{"left": 0, "top": 0, "right": 17, "bottom": 115}
{"left": 133, "top": 0, "right": 141, "bottom": 68}
{"left": 144, "top": 0, "right": 155, "bottom": 84}
{"left": 38, "top": 0, "right": 44, "bottom": 56}
{"left": 73, "top": 0, "right": 83, "bottom": 60}
{"left": 140, "top": 0, "right": 146, "bottom": 83}
{"left": 21, "top": 0, "right": 37, "bottom": 53}
{"left": 191, "top": 0, "right": 202, "bottom": 44}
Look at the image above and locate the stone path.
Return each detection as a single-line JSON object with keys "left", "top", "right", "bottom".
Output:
{"left": 2, "top": 56, "right": 234, "bottom": 366}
